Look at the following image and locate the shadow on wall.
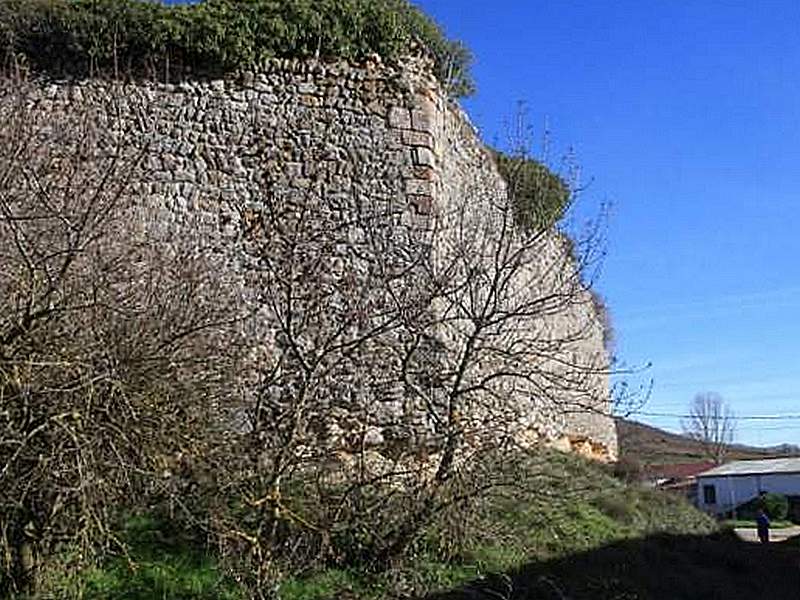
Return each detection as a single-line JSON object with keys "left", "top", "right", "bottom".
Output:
{"left": 423, "top": 531, "right": 800, "bottom": 600}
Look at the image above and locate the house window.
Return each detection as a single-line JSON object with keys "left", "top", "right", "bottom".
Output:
{"left": 703, "top": 484, "right": 717, "bottom": 505}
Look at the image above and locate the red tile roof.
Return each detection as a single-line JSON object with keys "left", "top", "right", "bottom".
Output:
{"left": 647, "top": 461, "right": 716, "bottom": 480}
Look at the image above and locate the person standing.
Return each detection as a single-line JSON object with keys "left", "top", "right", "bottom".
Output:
{"left": 756, "top": 507, "right": 770, "bottom": 544}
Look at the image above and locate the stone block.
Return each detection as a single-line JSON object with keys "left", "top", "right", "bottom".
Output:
{"left": 299, "top": 94, "right": 321, "bottom": 107}
{"left": 405, "top": 179, "right": 433, "bottom": 196}
{"left": 363, "top": 428, "right": 385, "bottom": 447}
{"left": 285, "top": 162, "right": 303, "bottom": 178}
{"left": 413, "top": 147, "right": 435, "bottom": 168}
{"left": 548, "top": 435, "right": 573, "bottom": 454}
{"left": 411, "top": 109, "right": 433, "bottom": 132}
{"left": 297, "top": 82, "right": 317, "bottom": 95}
{"left": 402, "top": 130, "right": 434, "bottom": 148}
{"left": 413, "top": 165, "right": 436, "bottom": 180}
{"left": 410, "top": 194, "right": 432, "bottom": 215}
{"left": 388, "top": 106, "right": 412, "bottom": 129}
{"left": 365, "top": 100, "right": 387, "bottom": 117}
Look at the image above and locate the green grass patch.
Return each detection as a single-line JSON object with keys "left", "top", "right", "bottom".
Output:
{"left": 43, "top": 514, "right": 242, "bottom": 600}
{"left": 278, "top": 568, "right": 380, "bottom": 600}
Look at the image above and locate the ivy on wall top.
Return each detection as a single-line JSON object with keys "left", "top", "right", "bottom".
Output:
{"left": 0, "top": 0, "right": 474, "bottom": 96}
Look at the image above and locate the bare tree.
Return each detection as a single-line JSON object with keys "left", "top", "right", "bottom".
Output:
{"left": 204, "top": 107, "right": 620, "bottom": 588}
{"left": 372, "top": 143, "right": 613, "bottom": 564}
{"left": 682, "top": 392, "right": 736, "bottom": 464}
{"left": 0, "top": 76, "right": 241, "bottom": 596}
{"left": 197, "top": 151, "right": 439, "bottom": 590}
{"left": 0, "top": 65, "right": 637, "bottom": 598}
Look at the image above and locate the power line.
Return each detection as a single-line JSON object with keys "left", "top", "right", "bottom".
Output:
{"left": 632, "top": 410, "right": 800, "bottom": 421}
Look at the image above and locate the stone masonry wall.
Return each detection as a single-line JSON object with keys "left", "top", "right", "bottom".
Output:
{"left": 383, "top": 67, "right": 617, "bottom": 460}
{"left": 7, "top": 55, "right": 616, "bottom": 461}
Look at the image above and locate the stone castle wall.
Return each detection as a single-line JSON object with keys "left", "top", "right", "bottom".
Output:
{"left": 7, "top": 55, "right": 616, "bottom": 460}
{"left": 381, "top": 64, "right": 616, "bottom": 459}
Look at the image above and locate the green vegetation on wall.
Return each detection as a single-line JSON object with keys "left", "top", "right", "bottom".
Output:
{"left": 492, "top": 149, "right": 571, "bottom": 231}
{"left": 0, "top": 0, "right": 473, "bottom": 95}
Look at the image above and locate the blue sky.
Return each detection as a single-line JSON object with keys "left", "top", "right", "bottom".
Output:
{"left": 414, "top": 0, "right": 800, "bottom": 446}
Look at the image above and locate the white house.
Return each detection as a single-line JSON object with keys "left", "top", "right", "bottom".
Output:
{"left": 695, "top": 457, "right": 800, "bottom": 515}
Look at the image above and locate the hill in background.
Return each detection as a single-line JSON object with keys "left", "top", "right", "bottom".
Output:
{"left": 616, "top": 418, "right": 800, "bottom": 466}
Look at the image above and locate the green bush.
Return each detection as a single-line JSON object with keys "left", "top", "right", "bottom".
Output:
{"left": 762, "top": 493, "right": 789, "bottom": 521}
{"left": 737, "top": 493, "right": 790, "bottom": 521}
{"left": 0, "top": 0, "right": 473, "bottom": 95}
{"left": 492, "top": 150, "right": 571, "bottom": 231}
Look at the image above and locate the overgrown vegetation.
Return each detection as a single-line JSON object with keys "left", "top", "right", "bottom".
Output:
{"left": 762, "top": 492, "right": 789, "bottom": 521}
{"left": 0, "top": 0, "right": 473, "bottom": 94}
{"left": 0, "top": 75, "right": 242, "bottom": 597}
{"left": 47, "top": 515, "right": 242, "bottom": 600}
{"left": 267, "top": 451, "right": 683, "bottom": 597}
{"left": 492, "top": 150, "right": 571, "bottom": 231}
{"left": 33, "top": 451, "right": 718, "bottom": 599}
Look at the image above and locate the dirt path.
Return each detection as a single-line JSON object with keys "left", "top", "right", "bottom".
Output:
{"left": 734, "top": 525, "right": 800, "bottom": 543}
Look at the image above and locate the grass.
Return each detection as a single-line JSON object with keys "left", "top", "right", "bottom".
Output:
{"left": 47, "top": 477, "right": 794, "bottom": 600}
{"left": 278, "top": 451, "right": 718, "bottom": 599}
{"left": 40, "top": 514, "right": 242, "bottom": 600}
{"left": 278, "top": 569, "right": 382, "bottom": 600}
{"left": 34, "top": 451, "right": 726, "bottom": 599}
